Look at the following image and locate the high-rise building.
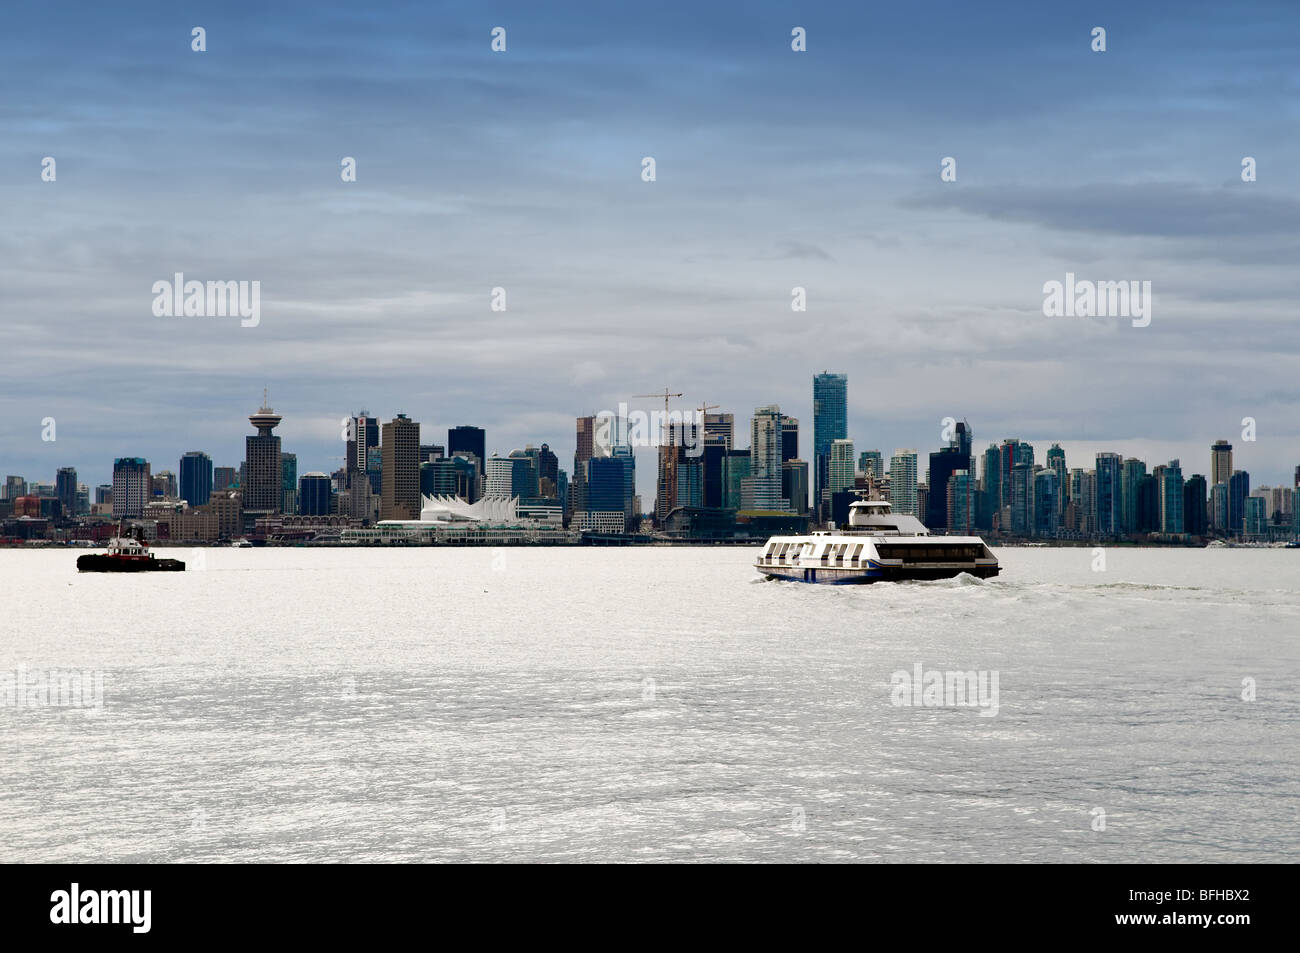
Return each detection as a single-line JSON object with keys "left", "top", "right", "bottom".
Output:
{"left": 179, "top": 451, "right": 213, "bottom": 508}
{"left": 448, "top": 426, "right": 486, "bottom": 476}
{"left": 3, "top": 476, "right": 27, "bottom": 500}
{"left": 812, "top": 372, "right": 847, "bottom": 520}
{"left": 704, "top": 413, "right": 735, "bottom": 452}
{"left": 1183, "top": 474, "right": 1208, "bottom": 537}
{"left": 299, "top": 472, "right": 333, "bottom": 516}
{"left": 243, "top": 397, "right": 283, "bottom": 521}
{"left": 1159, "top": 460, "right": 1185, "bottom": 534}
{"left": 781, "top": 417, "right": 799, "bottom": 462}
{"left": 537, "top": 444, "right": 559, "bottom": 498}
{"left": 1033, "top": 468, "right": 1059, "bottom": 538}
{"left": 859, "top": 450, "right": 883, "bottom": 480}
{"left": 782, "top": 459, "right": 810, "bottom": 515}
{"left": 380, "top": 414, "right": 420, "bottom": 520}
{"left": 1134, "top": 473, "right": 1159, "bottom": 533}
{"left": 927, "top": 422, "right": 972, "bottom": 530}
{"left": 281, "top": 452, "right": 298, "bottom": 515}
{"left": 741, "top": 405, "right": 787, "bottom": 511}
{"left": 1210, "top": 482, "right": 1229, "bottom": 533}
{"left": 828, "top": 439, "right": 856, "bottom": 495}
{"left": 214, "top": 466, "right": 238, "bottom": 491}
{"left": 1046, "top": 444, "right": 1067, "bottom": 495}
{"left": 1120, "top": 458, "right": 1145, "bottom": 535}
{"left": 979, "top": 445, "right": 1000, "bottom": 530}
{"left": 112, "top": 457, "right": 151, "bottom": 518}
{"left": 1228, "top": 470, "right": 1250, "bottom": 535}
{"left": 1210, "top": 440, "right": 1233, "bottom": 488}
{"left": 1009, "top": 462, "right": 1034, "bottom": 536}
{"left": 153, "top": 470, "right": 177, "bottom": 499}
{"left": 1244, "top": 495, "right": 1266, "bottom": 537}
{"left": 55, "top": 467, "right": 78, "bottom": 517}
{"left": 509, "top": 448, "right": 541, "bottom": 499}
{"left": 724, "top": 449, "right": 751, "bottom": 510}
{"left": 888, "top": 449, "right": 918, "bottom": 517}
{"left": 1095, "top": 452, "right": 1122, "bottom": 537}
{"left": 347, "top": 412, "right": 379, "bottom": 484}
{"left": 948, "top": 469, "right": 975, "bottom": 534}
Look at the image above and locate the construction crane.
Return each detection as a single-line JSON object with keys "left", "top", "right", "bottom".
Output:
{"left": 632, "top": 389, "right": 683, "bottom": 416}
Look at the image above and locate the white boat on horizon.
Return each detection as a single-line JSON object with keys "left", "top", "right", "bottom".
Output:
{"left": 756, "top": 500, "right": 1000, "bottom": 584}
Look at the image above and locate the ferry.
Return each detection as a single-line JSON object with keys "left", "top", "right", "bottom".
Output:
{"left": 756, "top": 500, "right": 999, "bottom": 584}
{"left": 76, "top": 530, "right": 185, "bottom": 572}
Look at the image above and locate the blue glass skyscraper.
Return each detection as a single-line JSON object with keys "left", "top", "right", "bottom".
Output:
{"left": 812, "top": 372, "right": 847, "bottom": 520}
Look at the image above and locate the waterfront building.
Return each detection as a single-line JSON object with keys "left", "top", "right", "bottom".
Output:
{"left": 888, "top": 449, "right": 919, "bottom": 517}
{"left": 1095, "top": 452, "right": 1122, "bottom": 537}
{"left": 812, "top": 372, "right": 847, "bottom": 520}
{"left": 448, "top": 426, "right": 486, "bottom": 476}
{"left": 179, "top": 451, "right": 213, "bottom": 508}
{"left": 243, "top": 397, "right": 284, "bottom": 522}
{"left": 1210, "top": 440, "right": 1233, "bottom": 488}
{"left": 56, "top": 467, "right": 78, "bottom": 517}
{"left": 299, "top": 472, "right": 333, "bottom": 516}
{"left": 380, "top": 414, "right": 420, "bottom": 521}
{"left": 1183, "top": 474, "right": 1208, "bottom": 537}
{"left": 112, "top": 457, "right": 151, "bottom": 519}
{"left": 1159, "top": 459, "right": 1185, "bottom": 535}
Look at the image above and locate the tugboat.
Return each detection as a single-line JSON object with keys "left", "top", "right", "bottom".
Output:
{"left": 76, "top": 527, "right": 185, "bottom": 572}
{"left": 756, "top": 500, "right": 999, "bottom": 584}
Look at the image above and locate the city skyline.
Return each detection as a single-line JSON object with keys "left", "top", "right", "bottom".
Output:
{"left": 5, "top": 381, "right": 1294, "bottom": 512}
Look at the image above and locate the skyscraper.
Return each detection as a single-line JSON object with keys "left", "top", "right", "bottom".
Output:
{"left": 828, "top": 439, "right": 856, "bottom": 495}
{"left": 1229, "top": 470, "right": 1250, "bottom": 535}
{"left": 179, "top": 451, "right": 213, "bottom": 508}
{"left": 927, "top": 422, "right": 972, "bottom": 531}
{"left": 448, "top": 426, "right": 486, "bottom": 476}
{"left": 1121, "top": 458, "right": 1146, "bottom": 535}
{"left": 812, "top": 372, "right": 847, "bottom": 520}
{"left": 1033, "top": 468, "right": 1059, "bottom": 537}
{"left": 704, "top": 413, "right": 735, "bottom": 452}
{"left": 888, "top": 449, "right": 918, "bottom": 516}
{"left": 112, "top": 457, "right": 151, "bottom": 519}
{"left": 56, "top": 467, "right": 78, "bottom": 517}
{"left": 1183, "top": 474, "right": 1208, "bottom": 537}
{"left": 281, "top": 452, "right": 298, "bottom": 515}
{"left": 1159, "top": 460, "right": 1185, "bottom": 534}
{"left": 299, "top": 473, "right": 333, "bottom": 515}
{"left": 1210, "top": 440, "right": 1233, "bottom": 488}
{"left": 380, "top": 414, "right": 420, "bottom": 520}
{"left": 781, "top": 417, "right": 799, "bottom": 462}
{"left": 741, "top": 405, "right": 787, "bottom": 511}
{"left": 1095, "top": 452, "right": 1122, "bottom": 537}
{"left": 243, "top": 396, "right": 283, "bottom": 520}
{"left": 347, "top": 412, "right": 379, "bottom": 485}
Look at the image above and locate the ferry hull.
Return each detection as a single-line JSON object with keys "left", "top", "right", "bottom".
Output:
{"left": 759, "top": 563, "right": 1000, "bottom": 584}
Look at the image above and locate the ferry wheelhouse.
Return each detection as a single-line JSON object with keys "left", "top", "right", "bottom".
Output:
{"left": 756, "top": 501, "right": 998, "bottom": 584}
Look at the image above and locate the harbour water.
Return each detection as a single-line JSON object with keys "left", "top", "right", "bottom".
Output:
{"left": 2, "top": 546, "right": 1297, "bottom": 863}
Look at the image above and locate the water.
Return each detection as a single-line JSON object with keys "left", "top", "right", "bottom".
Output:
{"left": 2, "top": 546, "right": 1298, "bottom": 863}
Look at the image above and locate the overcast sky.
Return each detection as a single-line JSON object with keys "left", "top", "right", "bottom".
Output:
{"left": 3, "top": 0, "right": 1299, "bottom": 499}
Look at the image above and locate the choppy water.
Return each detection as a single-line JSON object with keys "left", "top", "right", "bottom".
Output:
{"left": 2, "top": 546, "right": 1298, "bottom": 863}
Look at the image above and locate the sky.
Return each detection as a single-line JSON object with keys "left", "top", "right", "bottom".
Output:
{"left": 3, "top": 0, "right": 1299, "bottom": 499}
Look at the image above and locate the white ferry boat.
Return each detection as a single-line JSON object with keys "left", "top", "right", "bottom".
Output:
{"left": 756, "top": 500, "right": 999, "bottom": 584}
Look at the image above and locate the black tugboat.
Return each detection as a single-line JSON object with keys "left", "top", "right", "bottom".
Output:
{"left": 76, "top": 527, "right": 185, "bottom": 572}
